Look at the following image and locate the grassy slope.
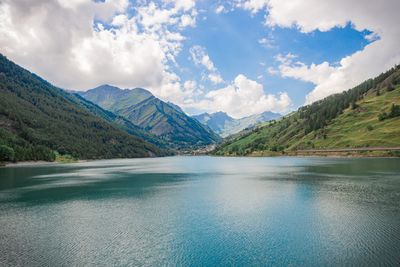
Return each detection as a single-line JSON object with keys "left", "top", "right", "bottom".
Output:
{"left": 296, "top": 87, "right": 400, "bottom": 149}
{"left": 214, "top": 77, "right": 400, "bottom": 156}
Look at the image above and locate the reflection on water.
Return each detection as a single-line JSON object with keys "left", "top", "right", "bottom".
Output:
{"left": 0, "top": 156, "right": 399, "bottom": 266}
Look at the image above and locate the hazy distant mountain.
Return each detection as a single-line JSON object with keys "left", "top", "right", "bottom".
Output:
{"left": 193, "top": 111, "right": 281, "bottom": 137}
{"left": 192, "top": 112, "right": 234, "bottom": 136}
{"left": 80, "top": 85, "right": 220, "bottom": 149}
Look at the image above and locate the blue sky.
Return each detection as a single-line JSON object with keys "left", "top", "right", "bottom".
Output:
{"left": 1, "top": 0, "right": 398, "bottom": 118}
{"left": 175, "top": 6, "right": 373, "bottom": 109}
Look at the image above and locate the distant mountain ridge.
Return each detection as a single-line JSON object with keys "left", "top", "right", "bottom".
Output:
{"left": 193, "top": 111, "right": 281, "bottom": 137}
{"left": 80, "top": 85, "right": 220, "bottom": 149}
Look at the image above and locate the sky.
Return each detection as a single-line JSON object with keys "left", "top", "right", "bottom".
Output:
{"left": 0, "top": 0, "right": 399, "bottom": 119}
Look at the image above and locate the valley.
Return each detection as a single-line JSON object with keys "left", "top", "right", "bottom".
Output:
{"left": 1, "top": 53, "right": 399, "bottom": 164}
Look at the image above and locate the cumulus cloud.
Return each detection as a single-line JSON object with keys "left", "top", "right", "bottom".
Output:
{"left": 258, "top": 36, "right": 275, "bottom": 49}
{"left": 190, "top": 45, "right": 216, "bottom": 72}
{"left": 267, "top": 67, "right": 279, "bottom": 76}
{"left": 179, "top": 13, "right": 196, "bottom": 28}
{"left": 189, "top": 45, "right": 224, "bottom": 84}
{"left": 0, "top": 0, "right": 197, "bottom": 96}
{"left": 238, "top": 0, "right": 268, "bottom": 14}
{"left": 187, "top": 74, "right": 291, "bottom": 118}
{"left": 215, "top": 5, "right": 225, "bottom": 14}
{"left": 279, "top": 59, "right": 336, "bottom": 87}
{"left": 239, "top": 0, "right": 400, "bottom": 104}
{"left": 183, "top": 80, "right": 197, "bottom": 91}
{"left": 137, "top": 0, "right": 197, "bottom": 31}
{"left": 208, "top": 73, "right": 224, "bottom": 84}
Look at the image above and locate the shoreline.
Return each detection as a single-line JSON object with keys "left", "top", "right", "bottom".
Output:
{"left": 211, "top": 150, "right": 400, "bottom": 158}
{"left": 1, "top": 161, "right": 58, "bottom": 168}
{"left": 212, "top": 146, "right": 400, "bottom": 158}
{"left": 211, "top": 154, "right": 400, "bottom": 159}
{"left": 1, "top": 152, "right": 399, "bottom": 167}
{"left": 1, "top": 160, "right": 87, "bottom": 168}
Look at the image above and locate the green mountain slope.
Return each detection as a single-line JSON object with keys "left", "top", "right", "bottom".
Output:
{"left": 81, "top": 85, "right": 220, "bottom": 149}
{"left": 214, "top": 65, "right": 400, "bottom": 156}
{"left": 73, "top": 94, "right": 170, "bottom": 149}
{"left": 0, "top": 54, "right": 166, "bottom": 162}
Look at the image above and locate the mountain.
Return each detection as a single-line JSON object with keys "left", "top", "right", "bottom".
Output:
{"left": 213, "top": 65, "right": 400, "bottom": 156}
{"left": 72, "top": 94, "right": 170, "bottom": 149}
{"left": 192, "top": 112, "right": 235, "bottom": 136}
{"left": 0, "top": 54, "right": 167, "bottom": 162}
{"left": 80, "top": 85, "right": 220, "bottom": 149}
{"left": 167, "top": 101, "right": 184, "bottom": 113}
{"left": 193, "top": 111, "right": 281, "bottom": 137}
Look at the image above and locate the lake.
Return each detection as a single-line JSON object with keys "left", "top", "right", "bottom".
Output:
{"left": 0, "top": 156, "right": 399, "bottom": 266}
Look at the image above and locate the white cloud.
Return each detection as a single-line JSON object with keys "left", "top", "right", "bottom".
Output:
{"left": 183, "top": 80, "right": 197, "bottom": 91}
{"left": 238, "top": 0, "right": 268, "bottom": 14}
{"left": 258, "top": 37, "right": 274, "bottom": 48}
{"left": 267, "top": 67, "right": 279, "bottom": 76}
{"left": 187, "top": 74, "right": 291, "bottom": 118}
{"left": 0, "top": 0, "right": 197, "bottom": 97}
{"left": 239, "top": 0, "right": 400, "bottom": 104}
{"left": 163, "top": 0, "right": 195, "bottom": 11}
{"left": 190, "top": 45, "right": 224, "bottom": 84}
{"left": 215, "top": 5, "right": 225, "bottom": 14}
{"left": 180, "top": 14, "right": 196, "bottom": 28}
{"left": 275, "top": 53, "right": 297, "bottom": 64}
{"left": 364, "top": 32, "right": 379, "bottom": 42}
{"left": 280, "top": 61, "right": 336, "bottom": 86}
{"left": 190, "top": 45, "right": 216, "bottom": 72}
{"left": 208, "top": 73, "right": 224, "bottom": 84}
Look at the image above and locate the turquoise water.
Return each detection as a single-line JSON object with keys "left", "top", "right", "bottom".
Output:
{"left": 0, "top": 156, "right": 399, "bottom": 266}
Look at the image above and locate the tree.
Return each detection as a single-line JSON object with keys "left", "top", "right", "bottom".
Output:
{"left": 387, "top": 83, "right": 394, "bottom": 91}
{"left": 389, "top": 104, "right": 400, "bottom": 118}
{"left": 378, "top": 112, "right": 388, "bottom": 121}
{"left": 351, "top": 101, "right": 359, "bottom": 110}
{"left": 0, "top": 145, "right": 15, "bottom": 161}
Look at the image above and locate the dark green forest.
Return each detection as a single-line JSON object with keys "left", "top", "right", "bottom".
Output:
{"left": 298, "top": 65, "right": 400, "bottom": 134}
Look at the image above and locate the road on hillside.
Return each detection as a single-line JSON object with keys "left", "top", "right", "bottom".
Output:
{"left": 296, "top": 147, "right": 400, "bottom": 153}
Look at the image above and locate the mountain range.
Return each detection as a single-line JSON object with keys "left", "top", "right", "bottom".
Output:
{"left": 79, "top": 85, "right": 220, "bottom": 149}
{"left": 214, "top": 65, "right": 400, "bottom": 156}
{"left": 192, "top": 111, "right": 281, "bottom": 137}
{"left": 0, "top": 54, "right": 169, "bottom": 161}
{"left": 2, "top": 51, "right": 398, "bottom": 162}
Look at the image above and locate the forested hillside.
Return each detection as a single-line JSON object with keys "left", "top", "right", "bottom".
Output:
{"left": 214, "top": 65, "right": 400, "bottom": 156}
{"left": 0, "top": 54, "right": 167, "bottom": 162}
